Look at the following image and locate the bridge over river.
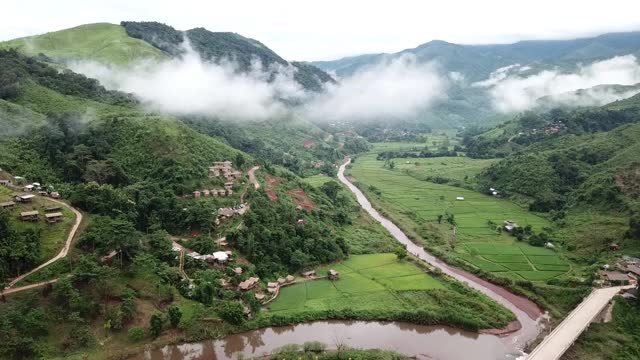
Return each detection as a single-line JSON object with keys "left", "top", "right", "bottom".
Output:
{"left": 528, "top": 285, "right": 634, "bottom": 360}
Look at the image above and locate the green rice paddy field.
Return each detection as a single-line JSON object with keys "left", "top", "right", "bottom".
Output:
{"left": 348, "top": 144, "right": 573, "bottom": 282}
{"left": 303, "top": 174, "right": 334, "bottom": 188}
{"left": 268, "top": 254, "right": 443, "bottom": 313}
{"left": 394, "top": 157, "right": 498, "bottom": 184}
{"left": 266, "top": 254, "right": 515, "bottom": 328}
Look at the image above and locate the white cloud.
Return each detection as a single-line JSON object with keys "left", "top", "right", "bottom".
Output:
{"left": 2, "top": 0, "right": 640, "bottom": 60}
{"left": 70, "top": 45, "right": 305, "bottom": 120}
{"left": 303, "top": 55, "right": 448, "bottom": 122}
{"left": 473, "top": 55, "right": 640, "bottom": 112}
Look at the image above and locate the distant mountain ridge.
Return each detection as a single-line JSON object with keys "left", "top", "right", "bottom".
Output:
{"left": 313, "top": 31, "right": 640, "bottom": 80}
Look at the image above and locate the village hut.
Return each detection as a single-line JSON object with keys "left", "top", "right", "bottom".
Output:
{"left": 20, "top": 210, "right": 39, "bottom": 222}
{"left": 233, "top": 267, "right": 243, "bottom": 275}
{"left": 45, "top": 212, "right": 63, "bottom": 224}
{"left": 277, "top": 277, "right": 286, "bottom": 285}
{"left": 328, "top": 269, "right": 340, "bottom": 280}
{"left": 238, "top": 277, "right": 259, "bottom": 291}
{"left": 625, "top": 264, "right": 640, "bottom": 277}
{"left": 603, "top": 271, "right": 630, "bottom": 285}
{"left": 15, "top": 194, "right": 35, "bottom": 203}
{"left": 255, "top": 293, "right": 266, "bottom": 301}
{"left": 609, "top": 243, "right": 621, "bottom": 251}
{"left": 0, "top": 201, "right": 15, "bottom": 209}
{"left": 212, "top": 251, "right": 230, "bottom": 263}
{"left": 286, "top": 275, "right": 295, "bottom": 283}
{"left": 503, "top": 220, "right": 519, "bottom": 233}
{"left": 302, "top": 270, "right": 316, "bottom": 278}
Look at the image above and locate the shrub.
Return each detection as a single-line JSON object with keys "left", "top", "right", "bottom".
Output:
{"left": 303, "top": 341, "right": 327, "bottom": 353}
{"left": 128, "top": 327, "right": 146, "bottom": 342}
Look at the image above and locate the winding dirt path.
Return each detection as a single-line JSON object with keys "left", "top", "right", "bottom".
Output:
{"left": 248, "top": 166, "right": 260, "bottom": 189}
{"left": 6, "top": 197, "right": 83, "bottom": 288}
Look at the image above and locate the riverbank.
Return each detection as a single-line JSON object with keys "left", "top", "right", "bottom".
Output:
{"left": 337, "top": 158, "right": 544, "bottom": 352}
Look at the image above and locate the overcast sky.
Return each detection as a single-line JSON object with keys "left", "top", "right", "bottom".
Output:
{"left": 3, "top": 0, "right": 640, "bottom": 61}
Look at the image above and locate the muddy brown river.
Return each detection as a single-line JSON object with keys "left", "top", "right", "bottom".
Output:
{"left": 135, "top": 159, "right": 544, "bottom": 360}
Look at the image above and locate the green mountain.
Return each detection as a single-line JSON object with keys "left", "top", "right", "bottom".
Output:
{"left": 0, "top": 23, "right": 168, "bottom": 65}
{"left": 463, "top": 98, "right": 640, "bottom": 257}
{"left": 314, "top": 32, "right": 640, "bottom": 80}
{"left": 313, "top": 32, "right": 640, "bottom": 127}
{"left": 0, "top": 22, "right": 341, "bottom": 176}
{"left": 0, "top": 48, "right": 242, "bottom": 191}
{"left": 120, "top": 21, "right": 335, "bottom": 91}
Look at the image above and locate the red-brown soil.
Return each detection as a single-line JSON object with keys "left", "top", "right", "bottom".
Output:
{"left": 287, "top": 188, "right": 317, "bottom": 211}
{"left": 265, "top": 174, "right": 281, "bottom": 202}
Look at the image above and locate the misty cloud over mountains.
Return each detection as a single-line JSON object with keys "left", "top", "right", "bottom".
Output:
{"left": 304, "top": 55, "right": 448, "bottom": 122}
{"left": 70, "top": 45, "right": 449, "bottom": 122}
{"left": 473, "top": 55, "right": 640, "bottom": 112}
{"left": 70, "top": 46, "right": 304, "bottom": 120}
{"left": 71, "top": 41, "right": 640, "bottom": 123}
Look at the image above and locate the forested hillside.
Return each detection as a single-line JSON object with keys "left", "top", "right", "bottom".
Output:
{"left": 0, "top": 47, "right": 374, "bottom": 359}
{"left": 120, "top": 21, "right": 335, "bottom": 91}
{"left": 463, "top": 97, "right": 640, "bottom": 257}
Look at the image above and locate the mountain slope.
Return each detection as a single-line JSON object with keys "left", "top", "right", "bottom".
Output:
{"left": 0, "top": 49, "right": 243, "bottom": 189}
{"left": 120, "top": 21, "right": 336, "bottom": 91}
{"left": 0, "top": 23, "right": 168, "bottom": 65}
{"left": 467, "top": 99, "right": 640, "bottom": 257}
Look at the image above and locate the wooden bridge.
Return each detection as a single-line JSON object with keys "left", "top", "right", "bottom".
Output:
{"left": 528, "top": 285, "right": 634, "bottom": 360}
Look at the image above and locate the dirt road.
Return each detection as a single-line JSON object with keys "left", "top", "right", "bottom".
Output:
{"left": 6, "top": 197, "right": 83, "bottom": 288}
{"left": 248, "top": 166, "right": 260, "bottom": 189}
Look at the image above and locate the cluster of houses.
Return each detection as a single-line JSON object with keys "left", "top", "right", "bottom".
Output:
{"left": 193, "top": 185, "right": 234, "bottom": 198}
{"left": 216, "top": 204, "right": 248, "bottom": 223}
{"left": 597, "top": 256, "right": 640, "bottom": 286}
{"left": 1, "top": 193, "right": 64, "bottom": 224}
{"left": 209, "top": 161, "right": 242, "bottom": 181}
{"left": 20, "top": 206, "right": 63, "bottom": 224}
{"left": 180, "top": 247, "right": 233, "bottom": 264}
{"left": 21, "top": 182, "right": 60, "bottom": 199}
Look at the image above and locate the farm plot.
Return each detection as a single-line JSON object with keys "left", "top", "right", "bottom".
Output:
{"left": 265, "top": 254, "right": 516, "bottom": 330}
{"left": 349, "top": 152, "right": 549, "bottom": 237}
{"left": 268, "top": 254, "right": 444, "bottom": 313}
{"left": 462, "top": 242, "right": 570, "bottom": 281}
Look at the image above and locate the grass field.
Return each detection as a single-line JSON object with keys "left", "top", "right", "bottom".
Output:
{"left": 348, "top": 144, "right": 572, "bottom": 282}
{"left": 394, "top": 157, "right": 498, "bottom": 184}
{"left": 266, "top": 254, "right": 515, "bottom": 329}
{"left": 303, "top": 174, "right": 334, "bottom": 187}
{"left": 0, "top": 23, "right": 168, "bottom": 65}
{"left": 0, "top": 191, "right": 76, "bottom": 262}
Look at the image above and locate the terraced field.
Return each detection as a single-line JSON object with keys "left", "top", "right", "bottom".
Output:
{"left": 348, "top": 144, "right": 571, "bottom": 282}
{"left": 461, "top": 243, "right": 570, "bottom": 281}
{"left": 394, "top": 157, "right": 498, "bottom": 184}
{"left": 351, "top": 152, "right": 548, "bottom": 236}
